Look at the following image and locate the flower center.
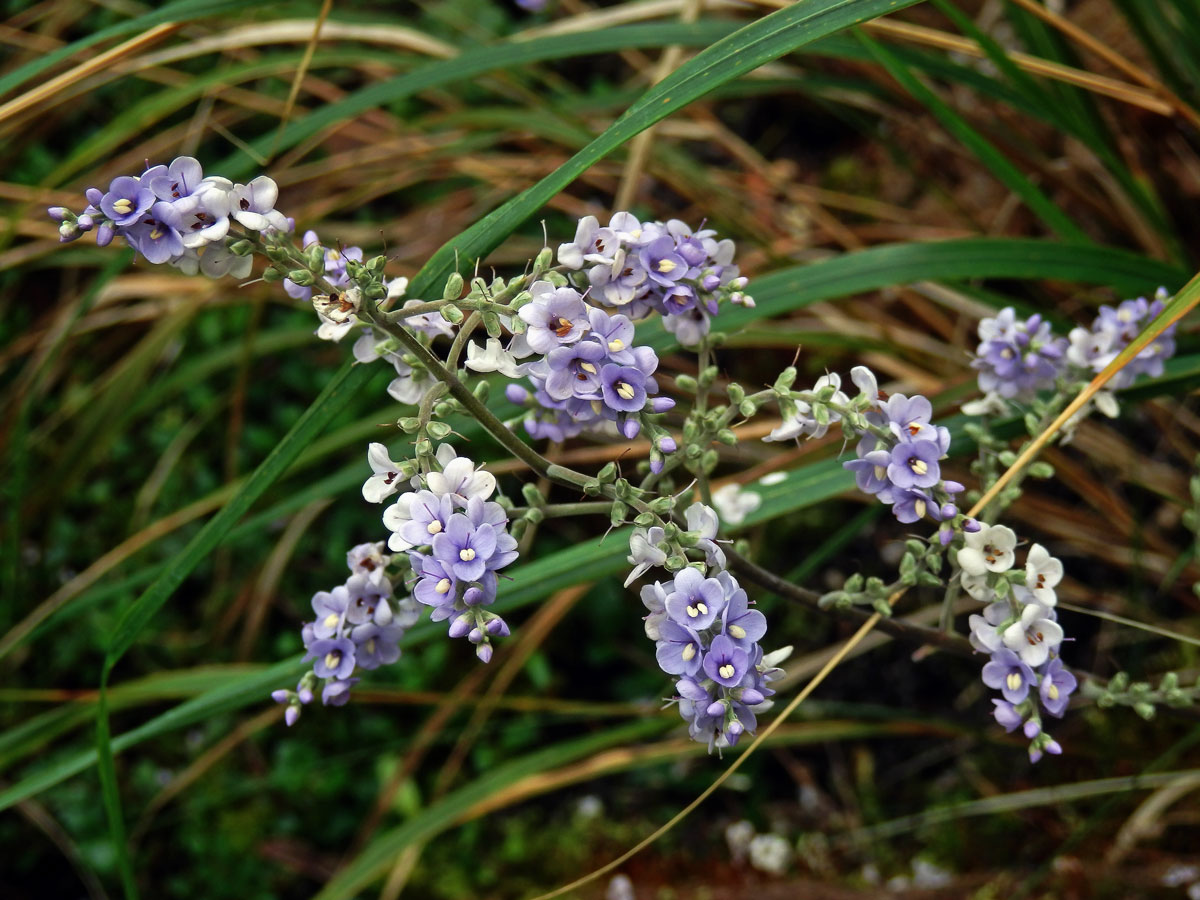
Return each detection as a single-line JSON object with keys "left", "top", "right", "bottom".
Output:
{"left": 728, "top": 624, "right": 746, "bottom": 639}
{"left": 426, "top": 520, "right": 442, "bottom": 535}
{"left": 616, "top": 381, "right": 635, "bottom": 400}
{"left": 608, "top": 338, "right": 625, "bottom": 352}
{"left": 323, "top": 613, "right": 339, "bottom": 629}
{"left": 366, "top": 639, "right": 376, "bottom": 655}
{"left": 579, "top": 362, "right": 597, "bottom": 375}
{"left": 682, "top": 643, "right": 696, "bottom": 661}
{"left": 914, "top": 498, "right": 926, "bottom": 519}
{"left": 1047, "top": 683, "right": 1059, "bottom": 700}
{"left": 909, "top": 458, "right": 927, "bottom": 476}
{"left": 150, "top": 228, "right": 163, "bottom": 240}
{"left": 113, "top": 198, "right": 133, "bottom": 214}
{"left": 324, "top": 651, "right": 341, "bottom": 670}
{"left": 435, "top": 577, "right": 451, "bottom": 594}
{"left": 1006, "top": 672, "right": 1023, "bottom": 692}
{"left": 719, "top": 663, "right": 735, "bottom": 679}
{"left": 657, "top": 258, "right": 676, "bottom": 274}
{"left": 686, "top": 602, "right": 708, "bottom": 619}
{"left": 552, "top": 316, "right": 574, "bottom": 338}
{"left": 459, "top": 548, "right": 476, "bottom": 562}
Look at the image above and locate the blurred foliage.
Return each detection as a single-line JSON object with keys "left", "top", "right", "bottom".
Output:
{"left": 3, "top": 0, "right": 1200, "bottom": 898}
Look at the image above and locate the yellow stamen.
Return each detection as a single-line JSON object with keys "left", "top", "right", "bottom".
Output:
{"left": 657, "top": 259, "right": 676, "bottom": 274}
{"left": 435, "top": 577, "right": 451, "bottom": 594}
{"left": 150, "top": 228, "right": 163, "bottom": 240}
{"left": 616, "top": 382, "right": 635, "bottom": 401}
{"left": 729, "top": 624, "right": 746, "bottom": 639}
{"left": 459, "top": 548, "right": 476, "bottom": 562}
{"left": 910, "top": 458, "right": 928, "bottom": 476}
{"left": 719, "top": 663, "right": 735, "bottom": 679}
{"left": 323, "top": 613, "right": 339, "bottom": 630}
{"left": 914, "top": 499, "right": 926, "bottom": 519}
{"left": 608, "top": 339, "right": 625, "bottom": 352}
{"left": 579, "top": 362, "right": 597, "bottom": 375}
{"left": 426, "top": 520, "right": 442, "bottom": 535}
{"left": 1006, "top": 672, "right": 1023, "bottom": 692}
{"left": 682, "top": 644, "right": 696, "bottom": 661}
{"left": 113, "top": 198, "right": 133, "bottom": 214}
{"left": 1047, "top": 684, "right": 1059, "bottom": 700}
{"left": 324, "top": 651, "right": 340, "bottom": 670}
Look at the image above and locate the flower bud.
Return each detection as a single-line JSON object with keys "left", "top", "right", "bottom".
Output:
{"left": 505, "top": 383, "right": 530, "bottom": 404}
{"left": 448, "top": 616, "right": 472, "bottom": 639}
{"left": 476, "top": 642, "right": 493, "bottom": 663}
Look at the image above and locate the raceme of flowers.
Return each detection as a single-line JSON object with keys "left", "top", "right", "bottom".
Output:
{"left": 272, "top": 541, "right": 420, "bottom": 724}
{"left": 962, "top": 527, "right": 1076, "bottom": 762}
{"left": 368, "top": 442, "right": 518, "bottom": 664}
{"left": 557, "top": 211, "right": 753, "bottom": 347}
{"left": 969, "top": 292, "right": 1177, "bottom": 413}
{"left": 48, "top": 156, "right": 289, "bottom": 277}
{"left": 631, "top": 502, "right": 787, "bottom": 750}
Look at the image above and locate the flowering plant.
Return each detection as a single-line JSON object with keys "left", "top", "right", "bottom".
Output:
{"left": 48, "top": 155, "right": 1193, "bottom": 768}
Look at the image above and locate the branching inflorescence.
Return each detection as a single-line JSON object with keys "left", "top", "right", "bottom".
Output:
{"left": 51, "top": 159, "right": 1177, "bottom": 758}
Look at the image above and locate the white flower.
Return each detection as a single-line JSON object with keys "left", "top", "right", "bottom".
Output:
{"left": 1002, "top": 602, "right": 1063, "bottom": 667}
{"left": 362, "top": 443, "right": 406, "bottom": 504}
{"left": 711, "top": 483, "right": 761, "bottom": 527}
{"left": 465, "top": 338, "right": 521, "bottom": 378}
{"left": 625, "top": 526, "right": 666, "bottom": 587}
{"left": 382, "top": 492, "right": 416, "bottom": 552}
{"left": 640, "top": 581, "right": 669, "bottom": 640}
{"left": 850, "top": 365, "right": 879, "bottom": 404}
{"left": 764, "top": 373, "right": 847, "bottom": 441}
{"left": 425, "top": 448, "right": 496, "bottom": 502}
{"left": 748, "top": 833, "right": 792, "bottom": 876}
{"left": 961, "top": 392, "right": 1010, "bottom": 417}
{"left": 387, "top": 356, "right": 434, "bottom": 404}
{"left": 968, "top": 600, "right": 1008, "bottom": 653}
{"left": 1025, "top": 544, "right": 1063, "bottom": 607}
{"left": 961, "top": 571, "right": 992, "bottom": 602}
{"left": 956, "top": 523, "right": 1017, "bottom": 575}
{"left": 684, "top": 502, "right": 725, "bottom": 568}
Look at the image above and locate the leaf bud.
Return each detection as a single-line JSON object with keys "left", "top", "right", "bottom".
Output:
{"left": 442, "top": 273, "right": 464, "bottom": 300}
{"left": 675, "top": 374, "right": 698, "bottom": 393}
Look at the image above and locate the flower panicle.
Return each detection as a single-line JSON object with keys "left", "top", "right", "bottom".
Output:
{"left": 49, "top": 156, "right": 289, "bottom": 277}
{"left": 629, "top": 501, "right": 784, "bottom": 750}
{"left": 962, "top": 531, "right": 1076, "bottom": 761}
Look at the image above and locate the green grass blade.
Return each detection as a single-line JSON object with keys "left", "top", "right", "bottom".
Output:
{"left": 856, "top": 29, "right": 1090, "bottom": 243}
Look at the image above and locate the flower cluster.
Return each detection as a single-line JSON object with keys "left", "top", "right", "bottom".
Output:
{"left": 368, "top": 442, "right": 518, "bottom": 663}
{"left": 1066, "top": 288, "right": 1177, "bottom": 389}
{"left": 630, "top": 502, "right": 785, "bottom": 750}
{"left": 557, "top": 211, "right": 752, "bottom": 347}
{"left": 971, "top": 309, "right": 1067, "bottom": 401}
{"left": 961, "top": 525, "right": 1076, "bottom": 761}
{"left": 48, "top": 156, "right": 289, "bottom": 276}
{"left": 969, "top": 291, "right": 1176, "bottom": 412}
{"left": 505, "top": 288, "right": 675, "bottom": 451}
{"left": 272, "top": 541, "right": 420, "bottom": 724}
{"left": 771, "top": 366, "right": 968, "bottom": 533}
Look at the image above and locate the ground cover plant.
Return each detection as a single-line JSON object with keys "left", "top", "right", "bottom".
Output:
{"left": 3, "top": 0, "right": 1200, "bottom": 897}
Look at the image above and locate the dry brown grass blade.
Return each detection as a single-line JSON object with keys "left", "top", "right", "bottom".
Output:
{"left": 862, "top": 18, "right": 1174, "bottom": 116}
{"left": 613, "top": 0, "right": 706, "bottom": 211}
{"left": 0, "top": 22, "right": 181, "bottom": 127}
{"left": 268, "top": 0, "right": 334, "bottom": 164}
{"left": 1005, "top": 0, "right": 1200, "bottom": 127}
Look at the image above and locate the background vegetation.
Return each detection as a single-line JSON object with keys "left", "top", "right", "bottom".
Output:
{"left": 2, "top": 0, "right": 1199, "bottom": 897}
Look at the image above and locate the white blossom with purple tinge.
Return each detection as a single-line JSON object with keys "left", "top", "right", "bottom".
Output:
{"left": 956, "top": 523, "right": 1016, "bottom": 576}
